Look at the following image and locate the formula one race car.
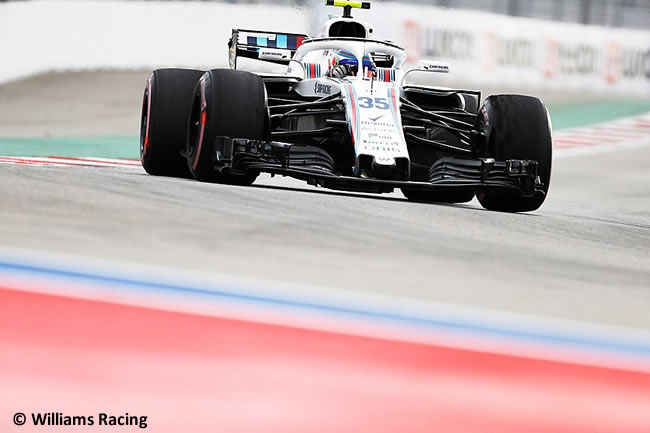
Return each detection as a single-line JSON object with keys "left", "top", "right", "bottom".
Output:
{"left": 140, "top": 0, "right": 552, "bottom": 212}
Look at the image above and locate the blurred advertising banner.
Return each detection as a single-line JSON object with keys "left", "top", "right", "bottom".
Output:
{"left": 1, "top": 0, "right": 648, "bottom": 97}
{"left": 369, "top": 3, "right": 650, "bottom": 96}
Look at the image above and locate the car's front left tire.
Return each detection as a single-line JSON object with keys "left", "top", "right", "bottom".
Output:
{"left": 475, "top": 94, "right": 553, "bottom": 213}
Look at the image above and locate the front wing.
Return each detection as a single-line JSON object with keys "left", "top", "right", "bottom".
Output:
{"left": 207, "top": 137, "right": 545, "bottom": 198}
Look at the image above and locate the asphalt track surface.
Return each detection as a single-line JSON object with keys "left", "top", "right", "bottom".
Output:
{"left": 1, "top": 71, "right": 650, "bottom": 330}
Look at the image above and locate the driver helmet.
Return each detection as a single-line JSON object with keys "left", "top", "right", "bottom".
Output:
{"left": 329, "top": 49, "right": 376, "bottom": 77}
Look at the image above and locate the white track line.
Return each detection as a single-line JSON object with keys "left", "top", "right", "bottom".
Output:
{"left": 0, "top": 156, "right": 140, "bottom": 167}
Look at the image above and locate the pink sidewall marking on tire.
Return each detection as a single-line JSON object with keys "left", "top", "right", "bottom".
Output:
{"left": 142, "top": 78, "right": 152, "bottom": 158}
{"left": 192, "top": 77, "right": 208, "bottom": 172}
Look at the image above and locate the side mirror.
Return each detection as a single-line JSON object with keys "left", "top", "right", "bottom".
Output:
{"left": 401, "top": 61, "right": 453, "bottom": 87}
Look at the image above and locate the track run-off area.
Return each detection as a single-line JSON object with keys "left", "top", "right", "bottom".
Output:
{"left": 1, "top": 71, "right": 649, "bottom": 432}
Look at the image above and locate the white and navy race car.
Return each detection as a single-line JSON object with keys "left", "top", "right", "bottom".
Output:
{"left": 140, "top": 0, "right": 552, "bottom": 212}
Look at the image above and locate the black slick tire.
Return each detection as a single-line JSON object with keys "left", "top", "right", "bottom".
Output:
{"left": 186, "top": 69, "right": 268, "bottom": 185}
{"left": 476, "top": 94, "right": 552, "bottom": 213}
{"left": 140, "top": 68, "right": 204, "bottom": 177}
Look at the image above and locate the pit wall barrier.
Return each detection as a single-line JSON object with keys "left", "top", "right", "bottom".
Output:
{"left": 1, "top": 0, "right": 648, "bottom": 97}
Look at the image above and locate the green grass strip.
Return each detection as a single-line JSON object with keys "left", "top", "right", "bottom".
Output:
{"left": 546, "top": 100, "right": 650, "bottom": 130}
{"left": 0, "top": 136, "right": 138, "bottom": 158}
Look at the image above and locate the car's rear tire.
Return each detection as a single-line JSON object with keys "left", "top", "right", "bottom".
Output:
{"left": 140, "top": 68, "right": 204, "bottom": 177}
{"left": 401, "top": 188, "right": 474, "bottom": 204}
{"left": 476, "top": 94, "right": 552, "bottom": 213}
{"left": 186, "top": 69, "right": 268, "bottom": 184}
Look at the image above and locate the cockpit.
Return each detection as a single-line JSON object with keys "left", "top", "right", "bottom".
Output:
{"left": 292, "top": 1, "right": 400, "bottom": 80}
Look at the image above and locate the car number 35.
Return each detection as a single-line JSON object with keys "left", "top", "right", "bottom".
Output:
{"left": 358, "top": 97, "right": 389, "bottom": 110}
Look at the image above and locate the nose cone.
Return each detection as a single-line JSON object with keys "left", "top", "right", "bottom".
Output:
{"left": 358, "top": 155, "right": 409, "bottom": 180}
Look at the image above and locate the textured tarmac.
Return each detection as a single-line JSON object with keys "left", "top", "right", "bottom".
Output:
{"left": 0, "top": 72, "right": 649, "bottom": 329}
